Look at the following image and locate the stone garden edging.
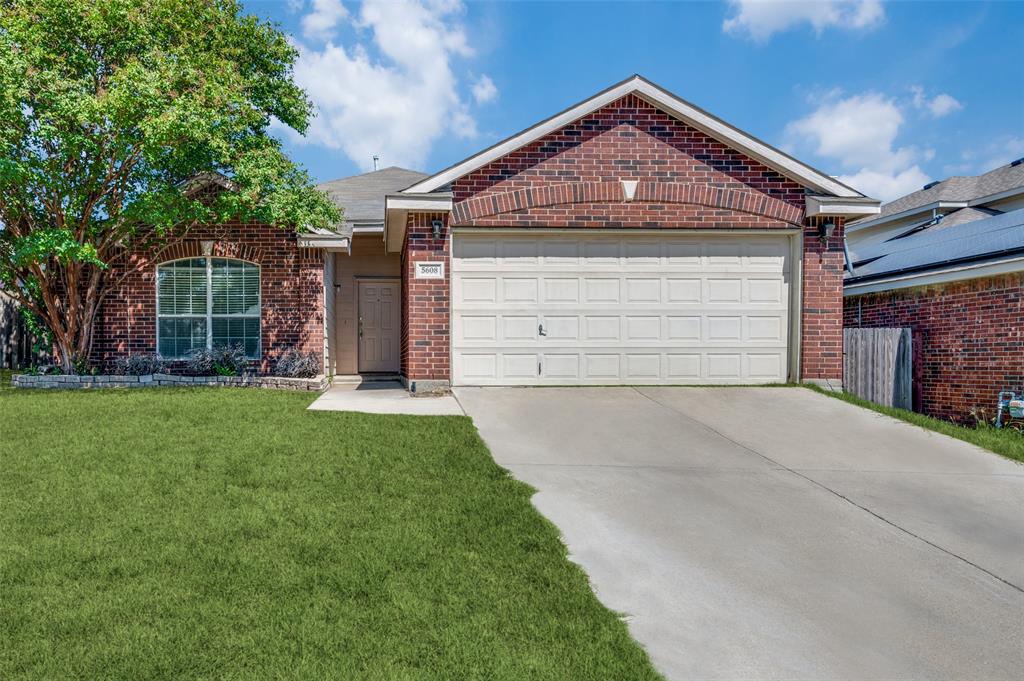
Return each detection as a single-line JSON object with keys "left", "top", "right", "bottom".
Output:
{"left": 12, "top": 373, "right": 329, "bottom": 391}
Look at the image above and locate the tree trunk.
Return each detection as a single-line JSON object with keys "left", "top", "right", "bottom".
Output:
{"left": 38, "top": 261, "right": 106, "bottom": 375}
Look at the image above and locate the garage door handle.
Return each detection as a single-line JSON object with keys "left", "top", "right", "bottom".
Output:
{"left": 538, "top": 323, "right": 546, "bottom": 337}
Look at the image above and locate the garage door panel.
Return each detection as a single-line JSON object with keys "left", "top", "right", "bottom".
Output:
{"left": 584, "top": 278, "right": 620, "bottom": 303}
{"left": 502, "top": 316, "right": 538, "bottom": 341}
{"left": 585, "top": 354, "right": 620, "bottom": 379}
{"left": 502, "top": 278, "right": 538, "bottom": 303}
{"left": 542, "top": 278, "right": 580, "bottom": 303}
{"left": 626, "top": 278, "right": 661, "bottom": 303}
{"left": 626, "top": 316, "right": 661, "bottom": 341}
{"left": 503, "top": 354, "right": 538, "bottom": 379}
{"left": 452, "top": 234, "right": 792, "bottom": 386}
{"left": 667, "top": 278, "right": 702, "bottom": 303}
{"left": 585, "top": 316, "right": 621, "bottom": 341}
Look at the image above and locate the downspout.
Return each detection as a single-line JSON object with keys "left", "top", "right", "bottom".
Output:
{"left": 842, "top": 234, "right": 855, "bottom": 275}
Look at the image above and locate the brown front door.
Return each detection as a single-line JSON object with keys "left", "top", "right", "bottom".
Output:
{"left": 358, "top": 280, "right": 400, "bottom": 373}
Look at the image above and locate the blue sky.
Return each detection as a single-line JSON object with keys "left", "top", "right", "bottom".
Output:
{"left": 247, "top": 0, "right": 1024, "bottom": 202}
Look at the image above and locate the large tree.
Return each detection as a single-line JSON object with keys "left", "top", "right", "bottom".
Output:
{"left": 0, "top": 0, "right": 340, "bottom": 373}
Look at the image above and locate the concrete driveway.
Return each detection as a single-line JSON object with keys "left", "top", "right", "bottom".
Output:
{"left": 455, "top": 387, "right": 1024, "bottom": 680}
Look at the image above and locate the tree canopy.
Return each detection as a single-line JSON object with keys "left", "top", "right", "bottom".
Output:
{"left": 0, "top": 0, "right": 340, "bottom": 371}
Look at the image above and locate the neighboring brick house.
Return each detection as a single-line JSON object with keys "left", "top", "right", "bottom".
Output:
{"left": 844, "top": 161, "right": 1024, "bottom": 421}
{"left": 93, "top": 75, "right": 880, "bottom": 387}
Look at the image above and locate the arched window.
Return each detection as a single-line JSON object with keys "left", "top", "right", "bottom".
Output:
{"left": 156, "top": 258, "right": 261, "bottom": 359}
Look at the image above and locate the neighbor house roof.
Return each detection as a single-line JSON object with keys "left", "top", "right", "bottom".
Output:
{"left": 844, "top": 207, "right": 1024, "bottom": 294}
{"left": 401, "top": 74, "right": 866, "bottom": 199}
{"left": 848, "top": 160, "right": 1024, "bottom": 231}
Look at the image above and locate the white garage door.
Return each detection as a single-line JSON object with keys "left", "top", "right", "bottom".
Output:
{"left": 451, "top": 233, "right": 794, "bottom": 386}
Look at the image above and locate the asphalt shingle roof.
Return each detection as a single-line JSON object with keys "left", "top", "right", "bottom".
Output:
{"left": 316, "top": 167, "right": 427, "bottom": 235}
{"left": 871, "top": 161, "right": 1024, "bottom": 220}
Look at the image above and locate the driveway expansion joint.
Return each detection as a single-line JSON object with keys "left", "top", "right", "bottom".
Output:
{"left": 631, "top": 387, "right": 1024, "bottom": 596}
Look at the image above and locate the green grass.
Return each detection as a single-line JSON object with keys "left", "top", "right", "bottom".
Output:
{"left": 0, "top": 388, "right": 660, "bottom": 680}
{"left": 805, "top": 385, "right": 1024, "bottom": 464}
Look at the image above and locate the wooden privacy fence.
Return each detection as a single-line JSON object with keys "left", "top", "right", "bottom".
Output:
{"left": 0, "top": 292, "right": 48, "bottom": 369}
{"left": 844, "top": 327, "right": 913, "bottom": 410}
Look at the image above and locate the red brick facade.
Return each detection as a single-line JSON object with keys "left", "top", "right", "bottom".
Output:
{"left": 401, "top": 94, "right": 845, "bottom": 384}
{"left": 400, "top": 213, "right": 451, "bottom": 385}
{"left": 95, "top": 220, "right": 324, "bottom": 374}
{"left": 803, "top": 216, "right": 847, "bottom": 381}
{"left": 844, "top": 272, "right": 1024, "bottom": 422}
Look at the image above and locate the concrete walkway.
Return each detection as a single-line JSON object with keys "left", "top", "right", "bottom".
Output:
{"left": 308, "top": 380, "right": 463, "bottom": 415}
{"left": 456, "top": 386, "right": 1024, "bottom": 681}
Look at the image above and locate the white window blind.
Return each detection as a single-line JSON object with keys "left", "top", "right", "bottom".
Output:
{"left": 156, "top": 258, "right": 261, "bottom": 359}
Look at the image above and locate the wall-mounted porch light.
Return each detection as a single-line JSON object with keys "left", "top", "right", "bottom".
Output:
{"left": 818, "top": 221, "right": 836, "bottom": 244}
{"left": 431, "top": 219, "right": 443, "bottom": 240}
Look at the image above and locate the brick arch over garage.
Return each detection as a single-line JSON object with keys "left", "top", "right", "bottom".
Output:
{"left": 450, "top": 180, "right": 804, "bottom": 229}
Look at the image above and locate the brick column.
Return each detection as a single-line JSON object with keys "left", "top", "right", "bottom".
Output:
{"left": 401, "top": 213, "right": 451, "bottom": 392}
{"left": 800, "top": 216, "right": 845, "bottom": 388}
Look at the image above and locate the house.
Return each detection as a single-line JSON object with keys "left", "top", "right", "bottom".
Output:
{"left": 96, "top": 75, "right": 881, "bottom": 389}
{"left": 844, "top": 160, "right": 1024, "bottom": 420}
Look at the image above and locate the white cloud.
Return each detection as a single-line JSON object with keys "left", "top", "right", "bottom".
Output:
{"left": 471, "top": 74, "right": 498, "bottom": 104}
{"left": 301, "top": 0, "right": 349, "bottom": 43}
{"left": 784, "top": 91, "right": 930, "bottom": 201}
{"left": 289, "top": 0, "right": 483, "bottom": 171}
{"left": 723, "top": 0, "right": 884, "bottom": 41}
{"left": 949, "top": 136, "right": 1024, "bottom": 175}
{"left": 910, "top": 86, "right": 963, "bottom": 118}
{"left": 927, "top": 94, "right": 962, "bottom": 118}
{"left": 287, "top": 0, "right": 306, "bottom": 13}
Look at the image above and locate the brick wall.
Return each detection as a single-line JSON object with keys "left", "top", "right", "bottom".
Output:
{"left": 843, "top": 272, "right": 1024, "bottom": 421}
{"left": 399, "top": 93, "right": 845, "bottom": 384}
{"left": 95, "top": 220, "right": 324, "bottom": 374}
{"left": 401, "top": 213, "right": 450, "bottom": 384}
{"left": 803, "top": 216, "right": 846, "bottom": 382}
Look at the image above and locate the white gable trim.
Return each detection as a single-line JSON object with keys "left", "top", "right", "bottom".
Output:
{"left": 403, "top": 75, "right": 864, "bottom": 199}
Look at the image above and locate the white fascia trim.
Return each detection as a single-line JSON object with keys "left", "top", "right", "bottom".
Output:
{"left": 351, "top": 224, "right": 384, "bottom": 234}
{"left": 843, "top": 256, "right": 1024, "bottom": 296}
{"left": 403, "top": 75, "right": 863, "bottom": 199}
{"left": 846, "top": 200, "right": 967, "bottom": 232}
{"left": 298, "top": 235, "right": 350, "bottom": 250}
{"left": 806, "top": 195, "right": 881, "bottom": 218}
{"left": 383, "top": 194, "right": 453, "bottom": 253}
{"left": 386, "top": 195, "right": 453, "bottom": 212}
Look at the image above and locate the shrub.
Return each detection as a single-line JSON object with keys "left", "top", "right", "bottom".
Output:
{"left": 113, "top": 354, "right": 167, "bottom": 376}
{"left": 187, "top": 345, "right": 249, "bottom": 377}
{"left": 275, "top": 349, "right": 320, "bottom": 378}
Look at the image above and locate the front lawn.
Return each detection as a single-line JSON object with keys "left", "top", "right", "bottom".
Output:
{"left": 0, "top": 388, "right": 660, "bottom": 680}
{"left": 806, "top": 385, "right": 1024, "bottom": 464}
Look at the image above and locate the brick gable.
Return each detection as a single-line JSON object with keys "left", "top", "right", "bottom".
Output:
{"left": 451, "top": 94, "right": 806, "bottom": 229}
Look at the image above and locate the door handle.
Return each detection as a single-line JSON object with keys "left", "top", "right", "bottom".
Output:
{"left": 538, "top": 323, "right": 546, "bottom": 337}
{"left": 358, "top": 316, "right": 363, "bottom": 338}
